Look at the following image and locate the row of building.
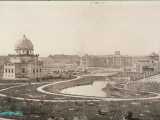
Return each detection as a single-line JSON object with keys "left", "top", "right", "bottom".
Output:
{"left": 0, "top": 35, "right": 82, "bottom": 80}
{"left": 0, "top": 35, "right": 160, "bottom": 80}
{"left": 81, "top": 51, "right": 160, "bottom": 74}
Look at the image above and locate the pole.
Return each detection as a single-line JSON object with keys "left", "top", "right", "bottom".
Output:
{"left": 36, "top": 54, "right": 39, "bottom": 82}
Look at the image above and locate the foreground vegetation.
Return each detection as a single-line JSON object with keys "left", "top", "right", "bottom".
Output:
{"left": 0, "top": 97, "right": 160, "bottom": 120}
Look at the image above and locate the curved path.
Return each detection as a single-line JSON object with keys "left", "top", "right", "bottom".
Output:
{"left": 37, "top": 75, "right": 160, "bottom": 102}
{"left": 0, "top": 73, "right": 160, "bottom": 102}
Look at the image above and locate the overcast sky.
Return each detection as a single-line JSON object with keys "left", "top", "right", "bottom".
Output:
{"left": 0, "top": 1, "right": 160, "bottom": 57}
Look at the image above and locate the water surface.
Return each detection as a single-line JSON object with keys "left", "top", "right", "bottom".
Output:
{"left": 61, "top": 80, "right": 108, "bottom": 97}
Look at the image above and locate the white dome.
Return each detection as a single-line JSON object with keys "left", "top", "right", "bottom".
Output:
{"left": 15, "top": 35, "right": 34, "bottom": 50}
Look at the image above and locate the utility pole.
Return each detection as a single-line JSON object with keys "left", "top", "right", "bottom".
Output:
{"left": 34, "top": 54, "right": 39, "bottom": 81}
{"left": 36, "top": 54, "right": 39, "bottom": 82}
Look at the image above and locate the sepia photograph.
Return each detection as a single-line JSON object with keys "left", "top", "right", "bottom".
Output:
{"left": 0, "top": 1, "right": 160, "bottom": 120}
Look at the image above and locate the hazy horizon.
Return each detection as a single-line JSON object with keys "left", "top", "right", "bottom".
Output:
{"left": 1, "top": 1, "right": 160, "bottom": 57}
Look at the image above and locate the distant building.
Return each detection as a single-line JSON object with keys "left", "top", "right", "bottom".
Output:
{"left": 48, "top": 54, "right": 80, "bottom": 65}
{"left": 2, "top": 35, "right": 43, "bottom": 80}
{"left": 79, "top": 51, "right": 160, "bottom": 74}
{"left": 80, "top": 52, "right": 134, "bottom": 70}
{"left": 105, "top": 51, "right": 134, "bottom": 69}
{"left": 134, "top": 53, "right": 160, "bottom": 73}
{"left": 41, "top": 55, "right": 80, "bottom": 76}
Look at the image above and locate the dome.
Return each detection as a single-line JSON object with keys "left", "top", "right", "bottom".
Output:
{"left": 15, "top": 35, "right": 34, "bottom": 50}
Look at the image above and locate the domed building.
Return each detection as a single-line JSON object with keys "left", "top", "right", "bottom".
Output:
{"left": 15, "top": 35, "right": 34, "bottom": 55}
{"left": 3, "top": 35, "right": 43, "bottom": 80}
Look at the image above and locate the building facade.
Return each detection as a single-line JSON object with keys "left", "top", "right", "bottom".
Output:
{"left": 79, "top": 51, "right": 160, "bottom": 73}
{"left": 105, "top": 54, "right": 134, "bottom": 69}
{"left": 80, "top": 51, "right": 134, "bottom": 70}
{"left": 134, "top": 53, "right": 160, "bottom": 73}
{"left": 3, "top": 35, "right": 43, "bottom": 80}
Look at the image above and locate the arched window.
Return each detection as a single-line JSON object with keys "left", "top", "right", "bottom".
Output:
{"left": 12, "top": 69, "right": 14, "bottom": 73}
{"left": 22, "top": 68, "right": 25, "bottom": 73}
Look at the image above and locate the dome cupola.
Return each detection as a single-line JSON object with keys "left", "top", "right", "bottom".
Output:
{"left": 15, "top": 35, "right": 34, "bottom": 55}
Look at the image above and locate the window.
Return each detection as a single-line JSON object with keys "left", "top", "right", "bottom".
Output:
{"left": 33, "top": 69, "right": 35, "bottom": 73}
{"left": 27, "top": 50, "right": 29, "bottom": 55}
{"left": 5, "top": 69, "right": 7, "bottom": 73}
{"left": 22, "top": 68, "right": 25, "bottom": 73}
{"left": 12, "top": 69, "right": 14, "bottom": 73}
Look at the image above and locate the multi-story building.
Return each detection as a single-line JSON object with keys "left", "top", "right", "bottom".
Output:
{"left": 80, "top": 51, "right": 160, "bottom": 74}
{"left": 2, "top": 35, "right": 43, "bottom": 80}
{"left": 105, "top": 51, "right": 134, "bottom": 69}
{"left": 80, "top": 51, "right": 134, "bottom": 70}
{"left": 134, "top": 53, "right": 160, "bottom": 73}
